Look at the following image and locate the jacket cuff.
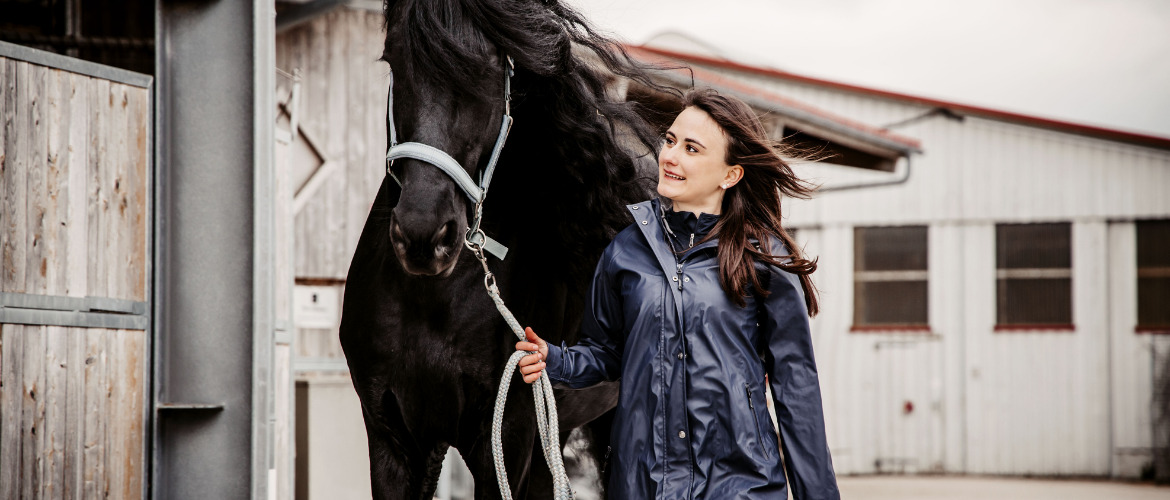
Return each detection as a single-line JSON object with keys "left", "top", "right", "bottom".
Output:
{"left": 544, "top": 342, "right": 565, "bottom": 383}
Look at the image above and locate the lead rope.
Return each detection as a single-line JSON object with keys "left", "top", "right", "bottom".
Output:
{"left": 466, "top": 228, "right": 574, "bottom": 500}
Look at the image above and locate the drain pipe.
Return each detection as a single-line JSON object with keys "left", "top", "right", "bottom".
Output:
{"left": 817, "top": 155, "right": 913, "bottom": 192}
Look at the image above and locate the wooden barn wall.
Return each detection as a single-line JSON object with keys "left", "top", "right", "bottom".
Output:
{"left": 699, "top": 63, "right": 1170, "bottom": 478}
{"left": 277, "top": 9, "right": 388, "bottom": 283}
{"left": 0, "top": 55, "right": 149, "bottom": 498}
{"left": 275, "top": 11, "right": 387, "bottom": 497}
{"left": 276, "top": 9, "right": 387, "bottom": 379}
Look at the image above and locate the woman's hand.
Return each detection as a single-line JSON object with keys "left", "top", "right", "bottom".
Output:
{"left": 515, "top": 327, "right": 549, "bottom": 384}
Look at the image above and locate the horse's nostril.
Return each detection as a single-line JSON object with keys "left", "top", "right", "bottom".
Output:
{"left": 437, "top": 221, "right": 459, "bottom": 247}
{"left": 390, "top": 218, "right": 405, "bottom": 241}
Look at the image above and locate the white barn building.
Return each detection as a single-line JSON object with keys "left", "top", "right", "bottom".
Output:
{"left": 629, "top": 45, "right": 1170, "bottom": 480}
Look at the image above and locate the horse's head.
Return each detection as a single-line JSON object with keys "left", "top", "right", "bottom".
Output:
{"left": 381, "top": 14, "right": 511, "bottom": 277}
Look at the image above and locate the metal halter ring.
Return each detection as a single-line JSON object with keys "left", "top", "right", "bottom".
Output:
{"left": 465, "top": 227, "right": 488, "bottom": 252}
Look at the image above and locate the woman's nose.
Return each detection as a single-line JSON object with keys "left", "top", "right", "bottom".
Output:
{"left": 660, "top": 144, "right": 677, "bottom": 165}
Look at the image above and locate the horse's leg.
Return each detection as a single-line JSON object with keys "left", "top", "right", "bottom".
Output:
{"left": 365, "top": 428, "right": 448, "bottom": 500}
{"left": 355, "top": 384, "right": 450, "bottom": 500}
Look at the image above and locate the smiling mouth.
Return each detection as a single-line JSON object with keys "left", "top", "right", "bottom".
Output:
{"left": 664, "top": 170, "right": 686, "bottom": 181}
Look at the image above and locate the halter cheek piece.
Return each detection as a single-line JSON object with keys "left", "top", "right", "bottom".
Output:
{"left": 385, "top": 55, "right": 514, "bottom": 260}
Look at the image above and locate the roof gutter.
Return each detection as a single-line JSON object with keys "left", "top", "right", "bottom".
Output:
{"left": 817, "top": 155, "right": 913, "bottom": 192}
{"left": 652, "top": 68, "right": 922, "bottom": 158}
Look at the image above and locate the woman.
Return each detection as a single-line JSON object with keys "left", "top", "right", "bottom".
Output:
{"left": 516, "top": 88, "right": 840, "bottom": 499}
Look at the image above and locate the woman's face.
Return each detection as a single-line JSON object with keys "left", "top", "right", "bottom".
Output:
{"left": 656, "top": 107, "right": 742, "bottom": 214}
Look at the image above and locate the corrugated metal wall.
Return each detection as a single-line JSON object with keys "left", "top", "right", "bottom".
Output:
{"left": 710, "top": 63, "right": 1170, "bottom": 477}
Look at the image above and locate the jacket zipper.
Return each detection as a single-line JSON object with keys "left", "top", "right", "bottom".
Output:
{"left": 689, "top": 233, "right": 694, "bottom": 248}
{"left": 746, "top": 383, "right": 770, "bottom": 459}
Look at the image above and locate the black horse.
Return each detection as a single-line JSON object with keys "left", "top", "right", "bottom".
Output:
{"left": 340, "top": 1, "right": 676, "bottom": 498}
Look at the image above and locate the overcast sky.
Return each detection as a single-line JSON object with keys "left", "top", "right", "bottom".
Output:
{"left": 567, "top": 0, "right": 1170, "bottom": 138}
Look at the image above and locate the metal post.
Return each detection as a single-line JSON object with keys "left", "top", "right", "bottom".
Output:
{"left": 153, "top": 1, "right": 275, "bottom": 498}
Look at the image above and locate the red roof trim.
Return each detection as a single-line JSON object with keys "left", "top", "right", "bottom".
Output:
{"left": 632, "top": 45, "right": 1170, "bottom": 151}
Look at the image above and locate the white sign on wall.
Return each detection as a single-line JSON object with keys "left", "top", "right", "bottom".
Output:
{"left": 294, "top": 285, "right": 340, "bottom": 329}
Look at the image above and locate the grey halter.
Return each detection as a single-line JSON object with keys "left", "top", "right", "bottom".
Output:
{"left": 385, "top": 56, "right": 514, "bottom": 260}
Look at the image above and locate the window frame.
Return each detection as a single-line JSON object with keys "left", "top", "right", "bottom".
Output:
{"left": 993, "top": 222, "right": 1074, "bottom": 332}
{"left": 1135, "top": 219, "right": 1170, "bottom": 333}
{"left": 851, "top": 225, "right": 931, "bottom": 332}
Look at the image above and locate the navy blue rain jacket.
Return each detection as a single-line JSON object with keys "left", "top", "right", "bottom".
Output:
{"left": 545, "top": 199, "right": 840, "bottom": 500}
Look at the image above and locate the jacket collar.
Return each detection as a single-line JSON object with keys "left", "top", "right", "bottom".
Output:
{"left": 627, "top": 198, "right": 720, "bottom": 276}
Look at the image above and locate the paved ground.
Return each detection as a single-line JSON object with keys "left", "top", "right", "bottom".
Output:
{"left": 837, "top": 475, "right": 1168, "bottom": 500}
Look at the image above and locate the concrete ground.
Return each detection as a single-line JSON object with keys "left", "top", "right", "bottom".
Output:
{"left": 837, "top": 475, "right": 1169, "bottom": 500}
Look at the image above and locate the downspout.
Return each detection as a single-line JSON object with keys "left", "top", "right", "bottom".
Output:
{"left": 817, "top": 155, "right": 914, "bottom": 192}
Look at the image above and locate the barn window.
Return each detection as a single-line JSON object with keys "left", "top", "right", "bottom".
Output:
{"left": 1137, "top": 220, "right": 1170, "bottom": 331}
{"left": 852, "top": 226, "right": 929, "bottom": 329}
{"left": 995, "top": 223, "right": 1072, "bottom": 329}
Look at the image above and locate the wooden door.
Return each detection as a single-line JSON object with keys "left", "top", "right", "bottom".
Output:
{"left": 0, "top": 44, "right": 152, "bottom": 498}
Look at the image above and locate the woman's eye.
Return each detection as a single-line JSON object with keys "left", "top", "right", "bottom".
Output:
{"left": 686, "top": 145, "right": 697, "bottom": 153}
{"left": 663, "top": 136, "right": 675, "bottom": 146}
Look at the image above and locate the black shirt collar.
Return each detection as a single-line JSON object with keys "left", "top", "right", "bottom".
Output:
{"left": 663, "top": 206, "right": 719, "bottom": 250}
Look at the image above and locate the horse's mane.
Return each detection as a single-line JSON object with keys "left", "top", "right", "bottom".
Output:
{"left": 385, "top": 0, "right": 680, "bottom": 283}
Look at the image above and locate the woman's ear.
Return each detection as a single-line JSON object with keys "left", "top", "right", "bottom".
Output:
{"left": 723, "top": 165, "right": 744, "bottom": 189}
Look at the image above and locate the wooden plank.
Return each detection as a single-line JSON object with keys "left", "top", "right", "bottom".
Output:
{"left": 25, "top": 61, "right": 48, "bottom": 297}
{"left": 82, "top": 327, "right": 106, "bottom": 498}
{"left": 65, "top": 73, "right": 89, "bottom": 298}
{"left": 127, "top": 86, "right": 149, "bottom": 301}
{"left": 0, "top": 58, "right": 7, "bottom": 280}
{"left": 86, "top": 78, "right": 110, "bottom": 298}
{"left": 42, "top": 325, "right": 68, "bottom": 499}
{"left": 63, "top": 327, "right": 85, "bottom": 498}
{"left": 124, "top": 330, "right": 146, "bottom": 497}
{"left": 21, "top": 325, "right": 46, "bottom": 499}
{"left": 104, "top": 328, "right": 125, "bottom": 497}
{"left": 105, "top": 329, "right": 146, "bottom": 498}
{"left": 44, "top": 67, "right": 70, "bottom": 298}
{"left": 3, "top": 60, "right": 29, "bottom": 294}
{"left": 297, "top": 13, "right": 330, "bottom": 279}
{"left": 325, "top": 11, "right": 347, "bottom": 279}
{"left": 114, "top": 83, "right": 141, "bottom": 302}
{"left": 1, "top": 324, "right": 26, "bottom": 498}
{"left": 104, "top": 82, "right": 125, "bottom": 301}
{"left": 274, "top": 344, "right": 292, "bottom": 500}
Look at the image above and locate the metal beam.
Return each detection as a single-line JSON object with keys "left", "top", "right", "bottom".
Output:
{"left": 0, "top": 39, "right": 152, "bottom": 88}
{"left": 0, "top": 292, "right": 149, "bottom": 329}
{"left": 153, "top": 1, "right": 275, "bottom": 498}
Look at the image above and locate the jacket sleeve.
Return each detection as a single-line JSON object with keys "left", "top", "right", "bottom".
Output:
{"left": 761, "top": 266, "right": 840, "bottom": 500}
{"left": 544, "top": 250, "right": 625, "bottom": 389}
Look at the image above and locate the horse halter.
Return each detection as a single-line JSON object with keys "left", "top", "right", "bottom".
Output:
{"left": 385, "top": 55, "right": 515, "bottom": 261}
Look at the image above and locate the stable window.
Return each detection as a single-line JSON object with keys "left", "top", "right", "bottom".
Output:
{"left": 995, "top": 223, "right": 1072, "bottom": 328}
{"left": 1137, "top": 220, "right": 1170, "bottom": 331}
{"left": 853, "top": 226, "right": 928, "bottom": 329}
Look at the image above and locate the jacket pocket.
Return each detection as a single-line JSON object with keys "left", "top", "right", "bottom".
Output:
{"left": 746, "top": 383, "right": 772, "bottom": 460}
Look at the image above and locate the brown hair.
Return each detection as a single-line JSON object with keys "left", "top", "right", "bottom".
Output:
{"left": 682, "top": 88, "right": 820, "bottom": 316}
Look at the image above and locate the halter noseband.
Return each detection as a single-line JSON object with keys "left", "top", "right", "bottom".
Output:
{"left": 385, "top": 55, "right": 514, "bottom": 260}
